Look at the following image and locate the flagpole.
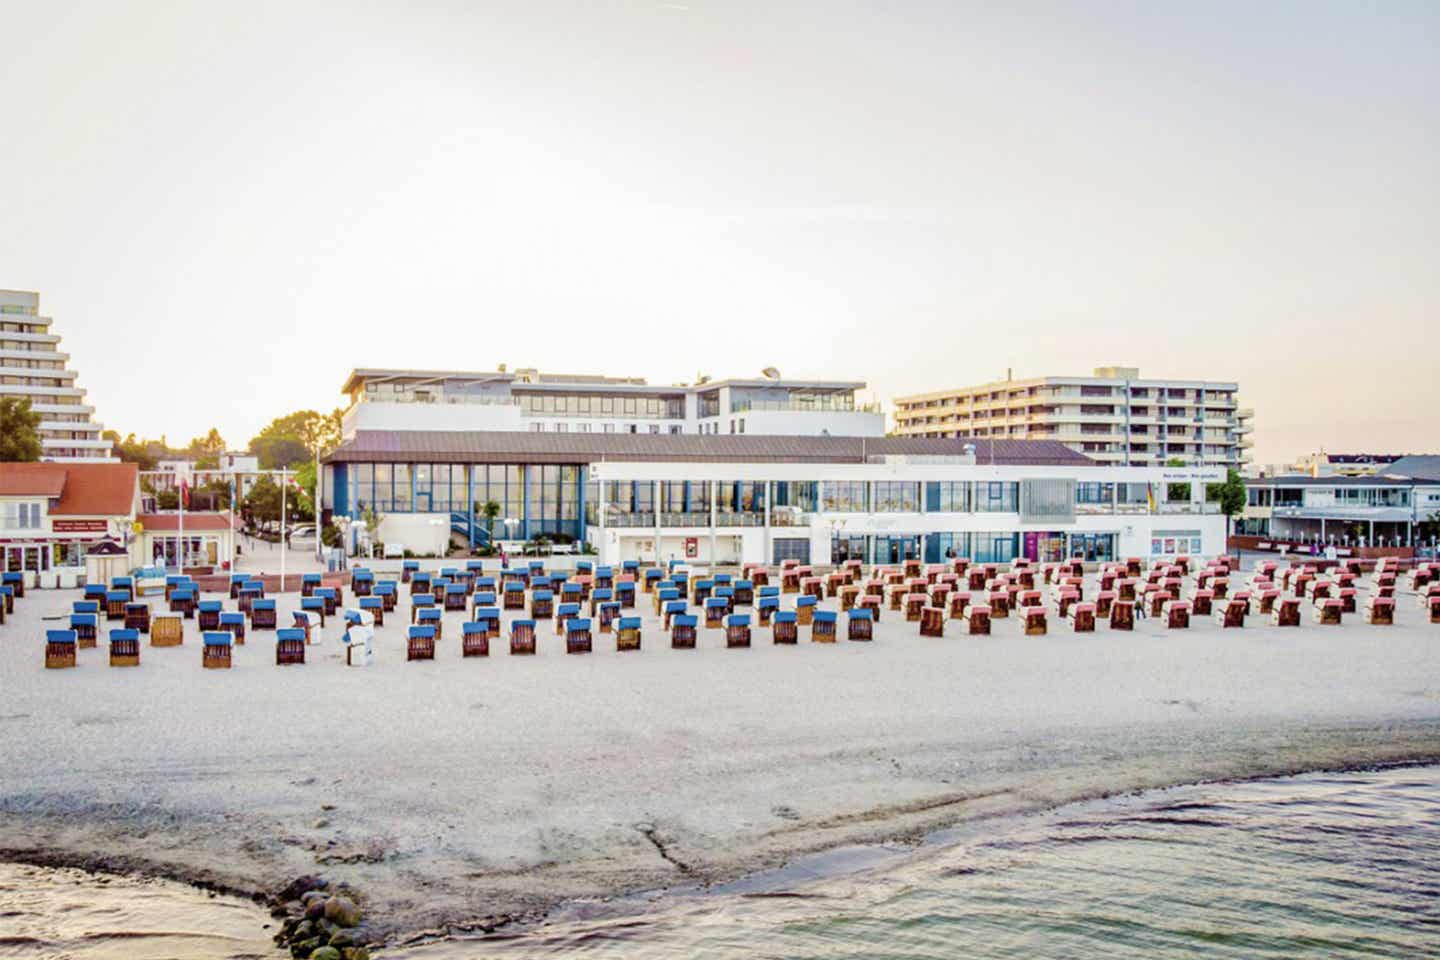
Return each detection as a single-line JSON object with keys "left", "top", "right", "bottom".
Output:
{"left": 280, "top": 467, "right": 288, "bottom": 594}
{"left": 178, "top": 470, "right": 185, "bottom": 576}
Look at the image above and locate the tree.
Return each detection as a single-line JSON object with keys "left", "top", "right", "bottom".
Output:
{"left": 480, "top": 499, "right": 501, "bottom": 545}
{"left": 0, "top": 397, "right": 43, "bottom": 461}
{"left": 154, "top": 489, "right": 179, "bottom": 510}
{"left": 1164, "top": 457, "right": 1191, "bottom": 502}
{"left": 1205, "top": 468, "right": 1247, "bottom": 534}
{"left": 104, "top": 430, "right": 169, "bottom": 470}
{"left": 242, "top": 475, "right": 284, "bottom": 527}
{"left": 248, "top": 409, "right": 343, "bottom": 469}
{"left": 187, "top": 428, "right": 227, "bottom": 468}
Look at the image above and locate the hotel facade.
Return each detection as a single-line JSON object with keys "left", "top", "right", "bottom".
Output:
{"left": 321, "top": 432, "right": 1226, "bottom": 567}
{"left": 891, "top": 367, "right": 1252, "bottom": 470}
{"left": 0, "top": 289, "right": 115, "bottom": 462}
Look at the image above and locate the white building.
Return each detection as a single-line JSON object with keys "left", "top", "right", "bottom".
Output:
{"left": 322, "top": 431, "right": 1226, "bottom": 566}
{"left": 0, "top": 289, "right": 114, "bottom": 461}
{"left": 892, "top": 366, "right": 1252, "bottom": 470}
{"left": 339, "top": 367, "right": 885, "bottom": 440}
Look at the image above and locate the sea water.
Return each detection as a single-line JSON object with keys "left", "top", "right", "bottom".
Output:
{"left": 2, "top": 766, "right": 1437, "bottom": 959}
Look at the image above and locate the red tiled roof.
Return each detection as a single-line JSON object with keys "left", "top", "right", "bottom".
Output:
{"left": 137, "top": 511, "right": 235, "bottom": 532}
{"left": 0, "top": 462, "right": 140, "bottom": 516}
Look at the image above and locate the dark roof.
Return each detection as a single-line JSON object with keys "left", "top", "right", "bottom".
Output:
{"left": 0, "top": 462, "right": 139, "bottom": 515}
{"left": 323, "top": 431, "right": 1095, "bottom": 467}
{"left": 1386, "top": 455, "right": 1440, "bottom": 482}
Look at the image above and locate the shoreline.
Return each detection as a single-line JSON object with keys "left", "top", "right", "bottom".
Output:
{"left": 5, "top": 730, "right": 1439, "bottom": 948}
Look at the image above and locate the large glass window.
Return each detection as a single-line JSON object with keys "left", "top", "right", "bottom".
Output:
{"left": 976, "top": 481, "right": 1019, "bottom": 512}
{"left": 373, "top": 464, "right": 391, "bottom": 511}
{"left": 925, "top": 482, "right": 971, "bottom": 512}
{"left": 872, "top": 482, "right": 920, "bottom": 512}
{"left": 392, "top": 464, "right": 411, "bottom": 512}
{"left": 822, "top": 481, "right": 868, "bottom": 512}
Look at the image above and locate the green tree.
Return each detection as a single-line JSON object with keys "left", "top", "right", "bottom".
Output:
{"left": 1205, "top": 468, "right": 1248, "bottom": 534}
{"left": 480, "top": 499, "right": 501, "bottom": 545}
{"left": 0, "top": 397, "right": 43, "bottom": 461}
{"left": 1419, "top": 511, "right": 1440, "bottom": 544}
{"left": 242, "top": 475, "right": 284, "bottom": 527}
{"left": 155, "top": 489, "right": 179, "bottom": 510}
{"left": 248, "top": 409, "right": 343, "bottom": 469}
{"left": 187, "top": 428, "right": 227, "bottom": 468}
{"left": 1164, "top": 457, "right": 1191, "bottom": 502}
{"left": 104, "top": 430, "right": 170, "bottom": 470}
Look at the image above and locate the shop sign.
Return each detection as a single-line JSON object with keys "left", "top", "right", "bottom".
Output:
{"left": 52, "top": 519, "right": 109, "bottom": 534}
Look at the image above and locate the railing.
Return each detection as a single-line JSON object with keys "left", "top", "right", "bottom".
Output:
{"left": 730, "top": 399, "right": 881, "bottom": 414}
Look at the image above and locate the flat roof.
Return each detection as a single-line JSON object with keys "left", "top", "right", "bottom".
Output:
{"left": 342, "top": 368, "right": 866, "bottom": 397}
{"left": 1249, "top": 475, "right": 1419, "bottom": 487}
{"left": 896, "top": 374, "right": 1239, "bottom": 403}
{"left": 324, "top": 431, "right": 1095, "bottom": 467}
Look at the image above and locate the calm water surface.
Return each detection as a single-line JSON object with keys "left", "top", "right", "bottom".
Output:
{"left": 2, "top": 766, "right": 1437, "bottom": 959}
{"left": 390, "top": 765, "right": 1440, "bottom": 959}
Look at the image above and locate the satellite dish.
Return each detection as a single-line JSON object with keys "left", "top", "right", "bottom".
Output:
{"left": 761, "top": 366, "right": 781, "bottom": 379}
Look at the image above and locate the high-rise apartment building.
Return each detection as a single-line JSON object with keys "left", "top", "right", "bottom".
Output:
{"left": 0, "top": 290, "right": 114, "bottom": 461}
{"left": 892, "top": 366, "right": 1252, "bottom": 470}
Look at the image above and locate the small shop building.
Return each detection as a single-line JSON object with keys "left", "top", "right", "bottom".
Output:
{"left": 0, "top": 461, "right": 141, "bottom": 587}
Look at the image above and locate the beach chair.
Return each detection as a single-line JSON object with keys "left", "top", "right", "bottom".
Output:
{"left": 849, "top": 607, "right": 875, "bottom": 641}
{"left": 930, "top": 584, "right": 953, "bottom": 609}
{"left": 461, "top": 620, "right": 491, "bottom": 657}
{"left": 643, "top": 568, "right": 664, "bottom": 593}
{"left": 616, "top": 580, "right": 637, "bottom": 609}
{"left": 83, "top": 583, "right": 107, "bottom": 606}
{"left": 723, "top": 612, "right": 752, "bottom": 648}
{"left": 228, "top": 573, "right": 246, "bottom": 599}
{"left": 560, "top": 581, "right": 584, "bottom": 611}
{"left": 1338, "top": 588, "right": 1357, "bottom": 614}
{"left": 1190, "top": 589, "right": 1214, "bottom": 617}
{"left": 169, "top": 588, "right": 196, "bottom": 619}
{"left": 1272, "top": 598, "right": 1301, "bottom": 627}
{"left": 840, "top": 585, "right": 861, "bottom": 612}
{"left": 920, "top": 605, "right": 945, "bottom": 638}
{"left": 202, "top": 631, "right": 232, "bottom": 669}
{"left": 987, "top": 590, "right": 1010, "bottom": 620}
{"left": 732, "top": 579, "right": 754, "bottom": 606}
{"left": 45, "top": 628, "right": 78, "bottom": 670}
{"left": 690, "top": 578, "right": 712, "bottom": 606}
{"left": 1257, "top": 589, "right": 1280, "bottom": 615}
{"left": 416, "top": 606, "right": 443, "bottom": 640}
{"left": 562, "top": 616, "right": 591, "bottom": 654}
{"left": 791, "top": 594, "right": 815, "bottom": 626}
{"left": 589, "top": 587, "right": 614, "bottom": 617}
{"left": 317, "top": 587, "right": 340, "bottom": 617}
{"left": 444, "top": 583, "right": 468, "bottom": 612}
{"left": 503, "top": 581, "right": 526, "bottom": 610}
{"left": 1, "top": 570, "right": 22, "bottom": 601}
{"left": 108, "top": 628, "right": 140, "bottom": 667}
{"left": 1021, "top": 606, "right": 1046, "bottom": 636}
{"left": 219, "top": 611, "right": 246, "bottom": 644}
{"left": 887, "top": 585, "right": 906, "bottom": 612}
{"left": 292, "top": 609, "right": 321, "bottom": 644}
{"left": 658, "top": 611, "right": 693, "bottom": 649}
{"left": 531, "top": 588, "right": 554, "bottom": 620}
{"left": 275, "top": 627, "right": 306, "bottom": 665}
{"left": 1109, "top": 600, "right": 1135, "bottom": 631}
{"left": 67, "top": 612, "right": 98, "bottom": 648}
{"left": 771, "top": 610, "right": 798, "bottom": 644}
{"left": 376, "top": 581, "right": 398, "bottom": 612}
{"left": 904, "top": 593, "right": 926, "bottom": 622}
{"left": 250, "top": 598, "right": 277, "bottom": 630}
{"left": 1216, "top": 599, "right": 1247, "bottom": 629}
{"left": 121, "top": 601, "right": 149, "bottom": 633}
{"left": 858, "top": 594, "right": 883, "bottom": 623}
{"left": 781, "top": 568, "right": 800, "bottom": 594}
{"left": 341, "top": 609, "right": 375, "bottom": 666}
{"left": 597, "top": 601, "right": 621, "bottom": 634}
{"left": 302, "top": 572, "right": 322, "bottom": 597}
{"left": 1070, "top": 602, "right": 1096, "bottom": 633}
{"left": 1165, "top": 600, "right": 1191, "bottom": 629}
{"left": 1366, "top": 596, "right": 1395, "bottom": 625}
{"left": 508, "top": 619, "right": 536, "bottom": 655}
{"left": 656, "top": 598, "right": 684, "bottom": 630}
{"left": 358, "top": 595, "right": 384, "bottom": 627}
{"left": 757, "top": 595, "right": 779, "bottom": 626}
{"left": 411, "top": 595, "right": 436, "bottom": 623}
{"left": 810, "top": 609, "right": 836, "bottom": 643}
{"left": 551, "top": 601, "right": 578, "bottom": 636}
{"left": 616, "top": 616, "right": 642, "bottom": 651}
{"left": 351, "top": 568, "right": 374, "bottom": 596}
{"left": 151, "top": 613, "right": 183, "bottom": 646}
{"left": 1313, "top": 598, "right": 1343, "bottom": 625}
{"left": 593, "top": 566, "right": 613, "bottom": 592}
{"left": 410, "top": 571, "right": 432, "bottom": 597}
{"left": 406, "top": 624, "right": 436, "bottom": 660}
{"left": 1146, "top": 590, "right": 1172, "bottom": 620}
{"left": 966, "top": 605, "right": 992, "bottom": 635}
{"left": 1090, "top": 591, "right": 1113, "bottom": 620}
{"left": 1428, "top": 595, "right": 1440, "bottom": 624}
{"left": 104, "top": 589, "right": 128, "bottom": 621}
{"left": 702, "top": 596, "right": 726, "bottom": 629}
{"left": 948, "top": 591, "right": 971, "bottom": 620}
{"left": 194, "top": 600, "right": 220, "bottom": 631}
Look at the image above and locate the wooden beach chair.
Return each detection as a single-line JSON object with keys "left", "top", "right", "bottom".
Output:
{"left": 531, "top": 589, "right": 554, "bottom": 620}
{"left": 811, "top": 609, "right": 837, "bottom": 643}
{"left": 503, "top": 581, "right": 526, "bottom": 610}
{"left": 1109, "top": 600, "right": 1135, "bottom": 631}
{"left": 250, "top": 598, "right": 277, "bottom": 630}
{"left": 461, "top": 620, "right": 491, "bottom": 657}
{"left": 1313, "top": 598, "right": 1343, "bottom": 625}
{"left": 197, "top": 600, "right": 222, "bottom": 631}
{"left": 301, "top": 572, "right": 321, "bottom": 597}
{"left": 757, "top": 595, "right": 778, "bottom": 626}
{"left": 275, "top": 627, "right": 306, "bottom": 665}
{"left": 70, "top": 613, "right": 98, "bottom": 649}
{"left": 771, "top": 610, "right": 797, "bottom": 644}
{"left": 704, "top": 596, "right": 728, "bottom": 628}
{"left": 417, "top": 606, "right": 443, "bottom": 640}
{"left": 1216, "top": 598, "right": 1247, "bottom": 628}
{"left": 509, "top": 619, "right": 536, "bottom": 655}
{"left": 219, "top": 611, "right": 245, "bottom": 644}
{"left": 359, "top": 596, "right": 383, "bottom": 626}
{"left": 1023, "top": 606, "right": 1047, "bottom": 636}
{"left": 920, "top": 605, "right": 945, "bottom": 638}
{"left": 108, "top": 628, "right": 141, "bottom": 667}
{"left": 123, "top": 601, "right": 150, "bottom": 634}
{"left": 966, "top": 605, "right": 992, "bottom": 635}
{"left": 905, "top": 592, "right": 927, "bottom": 622}
{"left": 589, "top": 587, "right": 614, "bottom": 617}
{"left": 412, "top": 595, "right": 436, "bottom": 623}
{"left": 105, "top": 589, "right": 128, "bottom": 621}
{"left": 1070, "top": 602, "right": 1096, "bottom": 633}
{"left": 987, "top": 590, "right": 1010, "bottom": 619}
{"left": 725, "top": 613, "right": 752, "bottom": 648}
{"left": 1165, "top": 600, "right": 1191, "bottom": 629}
{"left": 410, "top": 571, "right": 431, "bottom": 596}
{"left": 202, "top": 631, "right": 232, "bottom": 669}
{"left": 407, "top": 624, "right": 436, "bottom": 660}
{"left": 445, "top": 583, "right": 468, "bottom": 612}
{"left": 1366, "top": 596, "right": 1395, "bottom": 625}
{"left": 151, "top": 613, "right": 183, "bottom": 646}
{"left": 45, "top": 629, "right": 77, "bottom": 669}
{"left": 949, "top": 591, "right": 970, "bottom": 620}
{"left": 597, "top": 601, "right": 621, "bottom": 634}
{"left": 565, "top": 617, "right": 593, "bottom": 654}
{"left": 849, "top": 607, "right": 875, "bottom": 641}
{"left": 616, "top": 616, "right": 642, "bottom": 651}
{"left": 616, "top": 580, "right": 637, "bottom": 609}
{"left": 1272, "top": 598, "right": 1301, "bottom": 627}
{"left": 376, "top": 581, "right": 398, "bottom": 612}
{"left": 555, "top": 601, "right": 581, "bottom": 635}
{"left": 671, "top": 613, "right": 698, "bottom": 649}
{"left": 351, "top": 568, "right": 374, "bottom": 596}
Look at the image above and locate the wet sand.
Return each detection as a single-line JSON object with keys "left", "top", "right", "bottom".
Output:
{"left": 1, "top": 575, "right": 1438, "bottom": 942}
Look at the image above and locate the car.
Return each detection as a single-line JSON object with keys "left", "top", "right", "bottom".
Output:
{"left": 288, "top": 525, "right": 316, "bottom": 540}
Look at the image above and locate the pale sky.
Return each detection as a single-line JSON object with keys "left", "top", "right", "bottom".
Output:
{"left": 3, "top": 1, "right": 1435, "bottom": 466}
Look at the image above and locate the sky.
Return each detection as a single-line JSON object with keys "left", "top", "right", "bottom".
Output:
{"left": 2, "top": 0, "right": 1435, "bottom": 466}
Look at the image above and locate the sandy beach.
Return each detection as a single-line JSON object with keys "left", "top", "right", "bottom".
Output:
{"left": 2, "top": 568, "right": 1438, "bottom": 942}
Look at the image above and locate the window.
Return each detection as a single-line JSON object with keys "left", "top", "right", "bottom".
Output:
{"left": 648, "top": 424, "right": 660, "bottom": 434}
{"left": 554, "top": 423, "right": 568, "bottom": 432}
{"left": 976, "top": 481, "right": 1019, "bottom": 512}
{"left": 603, "top": 423, "right": 615, "bottom": 433}
{"left": 872, "top": 481, "right": 920, "bottom": 512}
{"left": 1, "top": 501, "right": 42, "bottom": 529}
{"left": 822, "top": 481, "right": 868, "bottom": 512}
{"left": 576, "top": 423, "right": 591, "bottom": 432}
{"left": 530, "top": 422, "right": 544, "bottom": 432}
{"left": 926, "top": 481, "right": 971, "bottom": 512}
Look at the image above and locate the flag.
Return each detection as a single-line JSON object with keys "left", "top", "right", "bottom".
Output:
{"left": 1146, "top": 483, "right": 1156, "bottom": 512}
{"left": 180, "top": 479, "right": 190, "bottom": 509}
